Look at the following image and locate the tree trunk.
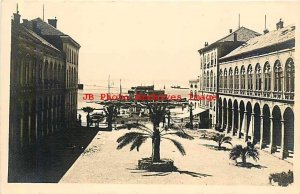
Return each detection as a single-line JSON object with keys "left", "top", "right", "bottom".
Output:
{"left": 152, "top": 128, "right": 161, "bottom": 162}
{"left": 190, "top": 108, "right": 193, "bottom": 129}
{"left": 242, "top": 155, "right": 247, "bottom": 164}
{"left": 167, "top": 113, "right": 170, "bottom": 128}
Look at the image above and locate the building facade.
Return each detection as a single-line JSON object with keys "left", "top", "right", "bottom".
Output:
{"left": 217, "top": 21, "right": 295, "bottom": 160}
{"left": 9, "top": 10, "right": 80, "bottom": 181}
{"left": 197, "top": 27, "right": 260, "bottom": 128}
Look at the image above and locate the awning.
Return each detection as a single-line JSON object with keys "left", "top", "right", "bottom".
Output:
{"left": 174, "top": 108, "right": 207, "bottom": 119}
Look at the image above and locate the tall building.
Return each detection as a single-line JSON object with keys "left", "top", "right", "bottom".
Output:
{"left": 197, "top": 27, "right": 260, "bottom": 128}
{"left": 217, "top": 20, "right": 295, "bottom": 160}
{"left": 9, "top": 9, "right": 80, "bottom": 181}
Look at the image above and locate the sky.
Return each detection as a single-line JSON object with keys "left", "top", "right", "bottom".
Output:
{"left": 3, "top": 1, "right": 300, "bottom": 89}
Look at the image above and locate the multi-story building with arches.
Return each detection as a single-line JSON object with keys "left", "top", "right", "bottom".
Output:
{"left": 217, "top": 20, "right": 295, "bottom": 160}
{"left": 196, "top": 27, "right": 260, "bottom": 128}
{"left": 9, "top": 10, "right": 80, "bottom": 181}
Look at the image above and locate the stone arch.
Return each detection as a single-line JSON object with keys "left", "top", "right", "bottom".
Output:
{"left": 233, "top": 99, "right": 239, "bottom": 135}
{"left": 283, "top": 107, "right": 294, "bottom": 154}
{"left": 227, "top": 99, "right": 233, "bottom": 133}
{"left": 246, "top": 101, "right": 252, "bottom": 139}
{"left": 272, "top": 105, "right": 282, "bottom": 152}
{"left": 218, "top": 97, "right": 222, "bottom": 127}
{"left": 262, "top": 104, "right": 271, "bottom": 148}
{"left": 274, "top": 60, "right": 283, "bottom": 95}
{"left": 263, "top": 61, "right": 271, "bottom": 95}
{"left": 239, "top": 100, "right": 245, "bottom": 134}
{"left": 247, "top": 64, "right": 253, "bottom": 93}
{"left": 253, "top": 103, "right": 261, "bottom": 144}
{"left": 222, "top": 98, "right": 227, "bottom": 130}
{"left": 285, "top": 58, "right": 295, "bottom": 99}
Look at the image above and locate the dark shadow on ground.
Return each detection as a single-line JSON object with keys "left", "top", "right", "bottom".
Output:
{"left": 8, "top": 127, "right": 99, "bottom": 183}
{"left": 234, "top": 162, "right": 267, "bottom": 169}
{"left": 200, "top": 143, "right": 231, "bottom": 151}
{"left": 128, "top": 167, "right": 212, "bottom": 178}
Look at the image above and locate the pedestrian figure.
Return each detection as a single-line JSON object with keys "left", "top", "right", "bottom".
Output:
{"left": 79, "top": 114, "right": 82, "bottom": 126}
{"left": 87, "top": 114, "right": 90, "bottom": 127}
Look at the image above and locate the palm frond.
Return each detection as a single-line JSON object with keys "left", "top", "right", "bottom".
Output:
{"left": 246, "top": 147, "right": 259, "bottom": 161}
{"left": 222, "top": 136, "right": 232, "bottom": 142}
{"left": 162, "top": 131, "right": 194, "bottom": 140}
{"left": 162, "top": 137, "right": 186, "bottom": 156}
{"left": 116, "top": 123, "right": 153, "bottom": 134}
{"left": 229, "top": 145, "right": 243, "bottom": 160}
{"left": 130, "top": 136, "right": 148, "bottom": 151}
{"left": 116, "top": 132, "right": 149, "bottom": 150}
{"left": 222, "top": 140, "right": 232, "bottom": 146}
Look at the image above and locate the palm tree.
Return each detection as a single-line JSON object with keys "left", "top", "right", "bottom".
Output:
{"left": 229, "top": 142, "right": 259, "bottom": 165}
{"left": 103, "top": 104, "right": 118, "bottom": 130}
{"left": 82, "top": 106, "right": 94, "bottom": 127}
{"left": 189, "top": 105, "right": 193, "bottom": 129}
{"left": 211, "top": 133, "right": 232, "bottom": 150}
{"left": 116, "top": 103, "right": 194, "bottom": 162}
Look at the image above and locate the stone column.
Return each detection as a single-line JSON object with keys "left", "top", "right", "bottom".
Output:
{"left": 20, "top": 115, "right": 24, "bottom": 148}
{"left": 220, "top": 105, "right": 223, "bottom": 130}
{"left": 28, "top": 114, "right": 31, "bottom": 144}
{"left": 242, "top": 111, "right": 247, "bottom": 141}
{"left": 249, "top": 113, "right": 255, "bottom": 144}
{"left": 269, "top": 117, "right": 274, "bottom": 153}
{"left": 35, "top": 112, "right": 38, "bottom": 142}
{"left": 231, "top": 108, "right": 235, "bottom": 136}
{"left": 237, "top": 109, "right": 240, "bottom": 138}
{"left": 259, "top": 114, "right": 264, "bottom": 149}
{"left": 280, "top": 119, "right": 285, "bottom": 159}
{"left": 226, "top": 108, "right": 230, "bottom": 134}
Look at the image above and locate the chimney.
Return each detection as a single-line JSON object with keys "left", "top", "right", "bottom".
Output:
{"left": 13, "top": 4, "right": 21, "bottom": 24}
{"left": 48, "top": 17, "right": 57, "bottom": 28}
{"left": 23, "top": 19, "right": 28, "bottom": 28}
{"left": 204, "top": 42, "right": 209, "bottom": 47}
{"left": 32, "top": 20, "right": 41, "bottom": 34}
{"left": 233, "top": 32, "right": 237, "bottom": 42}
{"left": 13, "top": 13, "right": 21, "bottom": 24}
{"left": 229, "top": 29, "right": 233, "bottom": 33}
{"left": 276, "top": 18, "right": 284, "bottom": 30}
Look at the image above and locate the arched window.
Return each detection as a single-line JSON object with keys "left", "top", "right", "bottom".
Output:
{"left": 224, "top": 68, "right": 228, "bottom": 92}
{"left": 240, "top": 66, "right": 246, "bottom": 94}
{"left": 234, "top": 67, "right": 239, "bottom": 92}
{"left": 207, "top": 54, "right": 210, "bottom": 67}
{"left": 211, "top": 53, "right": 214, "bottom": 66}
{"left": 255, "top": 63, "right": 262, "bottom": 94}
{"left": 247, "top": 65, "right": 253, "bottom": 94}
{"left": 285, "top": 58, "right": 295, "bottom": 99}
{"left": 200, "top": 59, "right": 203, "bottom": 69}
{"left": 204, "top": 55, "right": 207, "bottom": 69}
{"left": 264, "top": 62, "right": 271, "bottom": 97}
{"left": 206, "top": 71, "right": 210, "bottom": 88}
{"left": 229, "top": 68, "right": 233, "bottom": 92}
{"left": 194, "top": 90, "right": 197, "bottom": 96}
{"left": 219, "top": 69, "right": 223, "bottom": 91}
{"left": 194, "top": 84, "right": 197, "bottom": 88}
{"left": 210, "top": 71, "right": 213, "bottom": 91}
{"left": 190, "top": 84, "right": 193, "bottom": 88}
{"left": 215, "top": 51, "right": 217, "bottom": 65}
{"left": 274, "top": 60, "right": 283, "bottom": 97}
{"left": 214, "top": 75, "right": 216, "bottom": 91}
{"left": 203, "top": 71, "right": 206, "bottom": 90}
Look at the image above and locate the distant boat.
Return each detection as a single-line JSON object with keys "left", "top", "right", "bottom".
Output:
{"left": 171, "top": 85, "right": 188, "bottom": 89}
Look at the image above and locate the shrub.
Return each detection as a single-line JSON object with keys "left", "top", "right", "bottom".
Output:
{"left": 269, "top": 170, "right": 293, "bottom": 186}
